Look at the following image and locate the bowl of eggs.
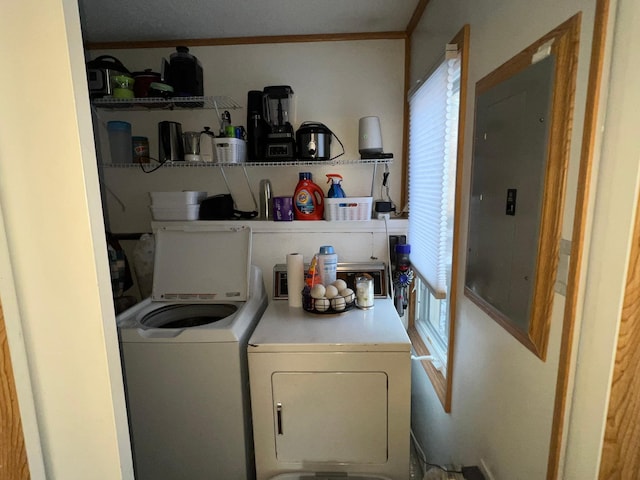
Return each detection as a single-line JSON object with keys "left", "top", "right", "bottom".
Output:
{"left": 302, "top": 279, "right": 356, "bottom": 315}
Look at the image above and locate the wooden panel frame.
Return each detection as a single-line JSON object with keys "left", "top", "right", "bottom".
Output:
{"left": 464, "top": 15, "right": 581, "bottom": 361}
{"left": 0, "top": 300, "right": 29, "bottom": 479}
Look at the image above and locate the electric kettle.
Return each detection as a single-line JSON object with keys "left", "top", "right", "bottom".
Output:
{"left": 158, "top": 121, "right": 184, "bottom": 162}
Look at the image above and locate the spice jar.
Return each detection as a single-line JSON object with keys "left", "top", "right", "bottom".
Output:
{"left": 132, "top": 136, "right": 149, "bottom": 163}
{"left": 355, "top": 273, "right": 374, "bottom": 309}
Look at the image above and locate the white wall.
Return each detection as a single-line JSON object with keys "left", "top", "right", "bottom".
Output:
{"left": 89, "top": 40, "right": 405, "bottom": 233}
{"left": 563, "top": 0, "right": 640, "bottom": 476}
{"left": 409, "top": 1, "right": 601, "bottom": 478}
{"left": 0, "top": 0, "right": 133, "bottom": 478}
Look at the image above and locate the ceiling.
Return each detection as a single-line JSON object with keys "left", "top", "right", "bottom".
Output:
{"left": 78, "top": 0, "right": 420, "bottom": 44}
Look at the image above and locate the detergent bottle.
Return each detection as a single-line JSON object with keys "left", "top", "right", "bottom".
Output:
{"left": 293, "top": 172, "right": 324, "bottom": 220}
{"left": 326, "top": 174, "right": 346, "bottom": 198}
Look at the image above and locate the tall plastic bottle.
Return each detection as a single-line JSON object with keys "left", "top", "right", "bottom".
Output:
{"left": 317, "top": 245, "right": 338, "bottom": 285}
{"left": 293, "top": 172, "right": 325, "bottom": 220}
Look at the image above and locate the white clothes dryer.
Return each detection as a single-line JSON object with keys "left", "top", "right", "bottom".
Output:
{"left": 248, "top": 297, "right": 411, "bottom": 480}
{"left": 117, "top": 224, "right": 267, "bottom": 480}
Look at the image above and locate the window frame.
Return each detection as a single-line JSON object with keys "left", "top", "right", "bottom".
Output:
{"left": 414, "top": 273, "right": 449, "bottom": 375}
{"left": 406, "top": 24, "right": 469, "bottom": 413}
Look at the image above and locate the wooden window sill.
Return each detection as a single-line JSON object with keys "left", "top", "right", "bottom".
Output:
{"left": 408, "top": 326, "right": 449, "bottom": 412}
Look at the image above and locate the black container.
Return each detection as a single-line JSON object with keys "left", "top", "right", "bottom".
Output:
{"left": 246, "top": 90, "right": 269, "bottom": 161}
{"left": 199, "top": 194, "right": 235, "bottom": 220}
{"left": 296, "top": 122, "right": 332, "bottom": 160}
{"left": 165, "top": 46, "right": 204, "bottom": 98}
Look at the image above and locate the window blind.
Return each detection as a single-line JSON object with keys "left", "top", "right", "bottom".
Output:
{"left": 408, "top": 53, "right": 461, "bottom": 299}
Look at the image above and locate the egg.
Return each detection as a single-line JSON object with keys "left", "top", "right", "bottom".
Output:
{"left": 340, "top": 288, "right": 355, "bottom": 304}
{"left": 314, "top": 297, "right": 330, "bottom": 312}
{"left": 324, "top": 284, "right": 339, "bottom": 299}
{"left": 310, "top": 284, "right": 326, "bottom": 299}
{"left": 331, "top": 296, "right": 347, "bottom": 311}
{"left": 332, "top": 279, "right": 347, "bottom": 291}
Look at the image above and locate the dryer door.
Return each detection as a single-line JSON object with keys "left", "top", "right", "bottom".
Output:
{"left": 272, "top": 371, "right": 388, "bottom": 463}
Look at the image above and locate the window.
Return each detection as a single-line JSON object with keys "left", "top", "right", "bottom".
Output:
{"left": 406, "top": 25, "right": 469, "bottom": 412}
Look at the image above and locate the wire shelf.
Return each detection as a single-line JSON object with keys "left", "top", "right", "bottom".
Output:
{"left": 100, "top": 158, "right": 394, "bottom": 168}
{"left": 92, "top": 95, "right": 241, "bottom": 111}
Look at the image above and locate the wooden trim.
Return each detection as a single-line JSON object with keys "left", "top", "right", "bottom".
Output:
{"left": 531, "top": 14, "right": 581, "bottom": 361}
{"left": 0, "top": 300, "right": 29, "bottom": 479}
{"left": 400, "top": 36, "right": 411, "bottom": 213}
{"left": 465, "top": 286, "right": 541, "bottom": 352}
{"left": 468, "top": 14, "right": 581, "bottom": 361}
{"left": 547, "top": 0, "right": 611, "bottom": 478}
{"left": 84, "top": 31, "right": 407, "bottom": 50}
{"left": 401, "top": 0, "right": 431, "bottom": 212}
{"left": 406, "top": 0, "right": 432, "bottom": 37}
{"left": 408, "top": 326, "right": 447, "bottom": 407}
{"left": 599, "top": 173, "right": 640, "bottom": 477}
{"left": 443, "top": 24, "right": 470, "bottom": 413}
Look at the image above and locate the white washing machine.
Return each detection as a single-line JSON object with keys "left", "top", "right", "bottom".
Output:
{"left": 117, "top": 224, "right": 267, "bottom": 480}
{"left": 248, "top": 267, "right": 411, "bottom": 480}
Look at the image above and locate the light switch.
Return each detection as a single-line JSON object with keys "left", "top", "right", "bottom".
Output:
{"left": 506, "top": 188, "right": 517, "bottom": 216}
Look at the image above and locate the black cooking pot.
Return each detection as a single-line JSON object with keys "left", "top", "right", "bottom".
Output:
{"left": 86, "top": 55, "right": 130, "bottom": 74}
{"left": 296, "top": 122, "right": 332, "bottom": 160}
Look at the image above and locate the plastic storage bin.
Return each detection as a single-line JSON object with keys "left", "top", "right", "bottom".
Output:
{"left": 324, "top": 197, "right": 373, "bottom": 221}
{"left": 149, "top": 190, "right": 206, "bottom": 220}
{"left": 150, "top": 204, "right": 200, "bottom": 220}
{"left": 214, "top": 138, "right": 247, "bottom": 163}
{"left": 149, "top": 191, "right": 207, "bottom": 207}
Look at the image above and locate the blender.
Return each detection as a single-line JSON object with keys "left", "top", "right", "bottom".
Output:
{"left": 263, "top": 86, "right": 296, "bottom": 161}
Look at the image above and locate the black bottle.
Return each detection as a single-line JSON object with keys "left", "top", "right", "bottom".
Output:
{"left": 246, "top": 90, "right": 268, "bottom": 161}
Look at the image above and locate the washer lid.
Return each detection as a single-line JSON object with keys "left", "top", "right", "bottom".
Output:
{"left": 152, "top": 225, "right": 251, "bottom": 302}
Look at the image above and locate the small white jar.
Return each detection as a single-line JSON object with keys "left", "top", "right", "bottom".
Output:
{"left": 355, "top": 273, "right": 374, "bottom": 309}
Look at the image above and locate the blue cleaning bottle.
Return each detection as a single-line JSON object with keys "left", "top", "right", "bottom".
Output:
{"left": 326, "top": 174, "right": 346, "bottom": 198}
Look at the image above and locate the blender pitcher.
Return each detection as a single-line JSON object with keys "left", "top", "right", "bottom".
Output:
{"left": 199, "top": 127, "right": 216, "bottom": 162}
{"left": 183, "top": 131, "right": 201, "bottom": 162}
{"left": 263, "top": 85, "right": 296, "bottom": 161}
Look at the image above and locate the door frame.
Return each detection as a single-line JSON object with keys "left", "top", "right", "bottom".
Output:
{"left": 0, "top": 205, "right": 45, "bottom": 478}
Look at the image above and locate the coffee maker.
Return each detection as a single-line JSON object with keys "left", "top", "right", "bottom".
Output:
{"left": 263, "top": 86, "right": 296, "bottom": 161}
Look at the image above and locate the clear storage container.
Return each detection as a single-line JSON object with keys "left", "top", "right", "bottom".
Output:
{"left": 107, "top": 121, "right": 132, "bottom": 163}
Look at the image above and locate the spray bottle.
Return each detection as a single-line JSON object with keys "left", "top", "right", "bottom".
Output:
{"left": 326, "top": 174, "right": 346, "bottom": 198}
{"left": 393, "top": 244, "right": 414, "bottom": 316}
